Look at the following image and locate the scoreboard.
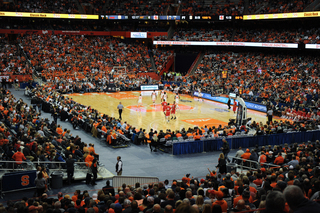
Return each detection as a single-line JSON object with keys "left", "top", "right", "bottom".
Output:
{"left": 100, "top": 14, "right": 243, "bottom": 21}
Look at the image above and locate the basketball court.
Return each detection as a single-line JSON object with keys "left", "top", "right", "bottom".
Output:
{"left": 66, "top": 91, "right": 271, "bottom": 131}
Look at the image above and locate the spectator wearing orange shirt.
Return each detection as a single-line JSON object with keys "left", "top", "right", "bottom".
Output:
{"left": 85, "top": 152, "right": 94, "bottom": 167}
{"left": 88, "top": 143, "right": 99, "bottom": 161}
{"left": 12, "top": 148, "right": 27, "bottom": 166}
{"left": 274, "top": 153, "right": 284, "bottom": 165}
{"left": 241, "top": 149, "right": 251, "bottom": 166}
{"left": 56, "top": 125, "right": 63, "bottom": 135}
{"left": 212, "top": 191, "right": 228, "bottom": 212}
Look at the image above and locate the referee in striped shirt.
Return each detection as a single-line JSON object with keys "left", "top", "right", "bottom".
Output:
{"left": 117, "top": 102, "right": 124, "bottom": 120}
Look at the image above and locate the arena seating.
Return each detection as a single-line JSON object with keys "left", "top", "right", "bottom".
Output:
{"left": 105, "top": 0, "right": 173, "bottom": 15}
{"left": 1, "top": 1, "right": 320, "bottom": 212}
{"left": 194, "top": 51, "right": 320, "bottom": 119}
{"left": 13, "top": 0, "right": 65, "bottom": 13}
{"left": 171, "top": 27, "right": 233, "bottom": 41}
{"left": 19, "top": 35, "right": 152, "bottom": 78}
{"left": 180, "top": 0, "right": 244, "bottom": 16}
{"left": 260, "top": 0, "right": 315, "bottom": 14}
{"left": 153, "top": 49, "right": 174, "bottom": 72}
{"left": 0, "top": 36, "right": 31, "bottom": 75}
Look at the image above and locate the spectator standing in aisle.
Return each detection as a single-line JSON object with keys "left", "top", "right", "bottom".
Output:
{"left": 14, "top": 77, "right": 19, "bottom": 90}
{"left": 34, "top": 172, "right": 46, "bottom": 197}
{"left": 221, "top": 139, "right": 230, "bottom": 163}
{"left": 66, "top": 154, "right": 75, "bottom": 185}
{"left": 115, "top": 156, "right": 123, "bottom": 176}
{"left": 216, "top": 153, "right": 227, "bottom": 175}
{"left": 91, "top": 158, "right": 98, "bottom": 185}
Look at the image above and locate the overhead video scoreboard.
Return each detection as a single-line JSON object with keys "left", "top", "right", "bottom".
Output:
{"left": 100, "top": 15, "right": 243, "bottom": 21}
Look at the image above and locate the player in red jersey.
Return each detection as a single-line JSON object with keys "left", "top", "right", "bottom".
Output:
{"left": 171, "top": 101, "right": 177, "bottom": 120}
{"left": 162, "top": 100, "right": 167, "bottom": 115}
{"left": 165, "top": 103, "right": 171, "bottom": 122}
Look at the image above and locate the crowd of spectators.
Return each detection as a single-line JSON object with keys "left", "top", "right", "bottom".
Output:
{"left": 4, "top": 139, "right": 320, "bottom": 213}
{"left": 153, "top": 49, "right": 174, "bottom": 72}
{"left": 180, "top": 0, "right": 244, "bottom": 16}
{"left": 0, "top": 85, "right": 103, "bottom": 175}
{"left": 18, "top": 35, "right": 152, "bottom": 80}
{"left": 193, "top": 51, "right": 320, "bottom": 121}
{"left": 259, "top": 0, "right": 314, "bottom": 14}
{"left": 13, "top": 0, "right": 65, "bottom": 13}
{"left": 165, "top": 26, "right": 320, "bottom": 44}
{"left": 0, "top": 36, "right": 33, "bottom": 75}
{"left": 171, "top": 27, "right": 233, "bottom": 42}
{"left": 79, "top": 0, "right": 106, "bottom": 14}
{"left": 233, "top": 27, "right": 320, "bottom": 44}
{"left": 247, "top": 0, "right": 266, "bottom": 15}
{"left": 105, "top": 0, "right": 173, "bottom": 15}
{"left": 0, "top": 0, "right": 80, "bottom": 14}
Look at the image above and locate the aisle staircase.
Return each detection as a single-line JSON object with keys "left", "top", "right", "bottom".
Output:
{"left": 305, "top": 0, "right": 320, "bottom": 11}
{"left": 188, "top": 52, "right": 204, "bottom": 75}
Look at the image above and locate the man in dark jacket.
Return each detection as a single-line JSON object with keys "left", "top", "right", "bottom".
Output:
{"left": 221, "top": 139, "right": 230, "bottom": 163}
{"left": 284, "top": 185, "right": 320, "bottom": 213}
{"left": 66, "top": 155, "right": 75, "bottom": 184}
{"left": 160, "top": 191, "right": 176, "bottom": 209}
{"left": 102, "top": 180, "right": 115, "bottom": 196}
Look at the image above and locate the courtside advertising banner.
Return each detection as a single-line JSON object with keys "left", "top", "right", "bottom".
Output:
{"left": 140, "top": 85, "right": 159, "bottom": 91}
{"left": 0, "top": 11, "right": 98, "bottom": 19}
{"left": 193, "top": 92, "right": 267, "bottom": 112}
{"left": 305, "top": 44, "right": 320, "bottom": 49}
{"left": 243, "top": 11, "right": 320, "bottom": 20}
{"left": 130, "top": 32, "right": 147, "bottom": 38}
{"left": 153, "top": 41, "right": 298, "bottom": 48}
{"left": 2, "top": 170, "right": 37, "bottom": 192}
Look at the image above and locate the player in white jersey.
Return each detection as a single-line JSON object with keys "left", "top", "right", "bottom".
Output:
{"left": 160, "top": 90, "right": 165, "bottom": 102}
{"left": 174, "top": 93, "right": 180, "bottom": 109}
{"left": 151, "top": 90, "right": 157, "bottom": 106}
{"left": 174, "top": 93, "right": 180, "bottom": 104}
{"left": 163, "top": 92, "right": 168, "bottom": 102}
{"left": 198, "top": 88, "right": 202, "bottom": 101}
{"left": 138, "top": 93, "right": 142, "bottom": 108}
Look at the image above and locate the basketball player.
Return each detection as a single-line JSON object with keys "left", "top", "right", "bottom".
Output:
{"left": 171, "top": 101, "right": 177, "bottom": 120}
{"left": 151, "top": 90, "right": 157, "bottom": 106}
{"left": 165, "top": 103, "right": 171, "bottom": 122}
{"left": 163, "top": 92, "right": 168, "bottom": 102}
{"left": 174, "top": 93, "right": 180, "bottom": 109}
{"left": 198, "top": 88, "right": 202, "bottom": 101}
{"left": 160, "top": 90, "right": 165, "bottom": 102}
{"left": 138, "top": 93, "right": 142, "bottom": 108}
{"left": 161, "top": 99, "right": 167, "bottom": 115}
{"left": 174, "top": 86, "right": 179, "bottom": 94}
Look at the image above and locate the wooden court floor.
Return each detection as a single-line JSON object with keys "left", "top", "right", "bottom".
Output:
{"left": 66, "top": 91, "right": 270, "bottom": 132}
